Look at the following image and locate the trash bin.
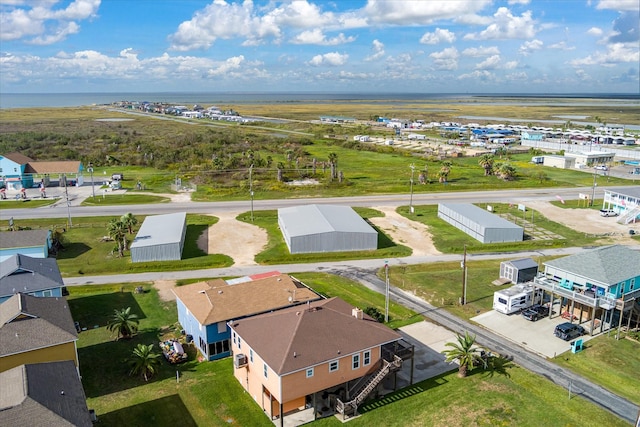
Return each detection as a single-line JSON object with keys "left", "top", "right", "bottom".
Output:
{"left": 185, "top": 334, "right": 193, "bottom": 343}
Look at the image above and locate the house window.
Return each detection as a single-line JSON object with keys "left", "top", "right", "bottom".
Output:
{"left": 363, "top": 350, "right": 371, "bottom": 366}
{"left": 329, "top": 360, "right": 339, "bottom": 372}
{"left": 207, "top": 339, "right": 230, "bottom": 356}
{"left": 42, "top": 290, "right": 53, "bottom": 297}
{"left": 352, "top": 354, "right": 360, "bottom": 370}
{"left": 238, "top": 337, "right": 241, "bottom": 350}
{"left": 232, "top": 332, "right": 236, "bottom": 344}
{"left": 630, "top": 279, "right": 635, "bottom": 291}
{"left": 263, "top": 363, "right": 268, "bottom": 378}
{"left": 306, "top": 368, "right": 314, "bottom": 378}
{"left": 250, "top": 349, "right": 254, "bottom": 363}
{"left": 217, "top": 322, "right": 226, "bottom": 333}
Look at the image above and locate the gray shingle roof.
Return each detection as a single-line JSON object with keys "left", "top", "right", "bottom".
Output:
{"left": 231, "top": 297, "right": 401, "bottom": 375}
{"left": 544, "top": 245, "right": 640, "bottom": 285}
{"left": 278, "top": 205, "right": 377, "bottom": 237}
{"left": 506, "top": 258, "right": 538, "bottom": 270}
{"left": 0, "top": 230, "right": 50, "bottom": 250}
{"left": 0, "top": 294, "right": 77, "bottom": 357}
{"left": 0, "top": 361, "right": 92, "bottom": 426}
{"left": 0, "top": 254, "right": 64, "bottom": 298}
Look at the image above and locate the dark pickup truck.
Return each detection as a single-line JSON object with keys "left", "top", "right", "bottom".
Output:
{"left": 521, "top": 304, "right": 549, "bottom": 321}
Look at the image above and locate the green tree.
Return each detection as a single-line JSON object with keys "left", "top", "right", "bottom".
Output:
{"left": 107, "top": 307, "right": 139, "bottom": 340}
{"left": 478, "top": 154, "right": 495, "bottom": 176}
{"left": 276, "top": 162, "right": 284, "bottom": 182}
{"left": 120, "top": 212, "right": 138, "bottom": 234}
{"left": 107, "top": 218, "right": 127, "bottom": 257}
{"left": 496, "top": 163, "right": 517, "bottom": 180}
{"left": 438, "top": 160, "right": 452, "bottom": 183}
{"left": 128, "top": 343, "right": 161, "bottom": 381}
{"left": 443, "top": 332, "right": 483, "bottom": 378}
{"left": 328, "top": 152, "right": 338, "bottom": 180}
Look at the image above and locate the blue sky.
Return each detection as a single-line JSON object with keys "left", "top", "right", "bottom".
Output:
{"left": 1, "top": 0, "right": 638, "bottom": 94}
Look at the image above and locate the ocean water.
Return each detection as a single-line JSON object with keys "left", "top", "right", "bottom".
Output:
{"left": 1, "top": 92, "right": 638, "bottom": 109}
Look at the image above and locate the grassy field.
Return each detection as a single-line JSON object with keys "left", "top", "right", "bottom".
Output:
{"left": 68, "top": 278, "right": 629, "bottom": 427}
{"left": 81, "top": 193, "right": 171, "bottom": 206}
{"left": 0, "top": 198, "right": 56, "bottom": 209}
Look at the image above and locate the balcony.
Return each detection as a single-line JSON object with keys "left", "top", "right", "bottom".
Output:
{"left": 533, "top": 276, "right": 613, "bottom": 309}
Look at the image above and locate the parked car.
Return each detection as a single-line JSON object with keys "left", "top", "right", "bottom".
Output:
{"left": 595, "top": 165, "right": 608, "bottom": 171}
{"left": 522, "top": 304, "right": 549, "bottom": 321}
{"left": 554, "top": 322, "right": 585, "bottom": 341}
{"left": 600, "top": 209, "right": 617, "bottom": 217}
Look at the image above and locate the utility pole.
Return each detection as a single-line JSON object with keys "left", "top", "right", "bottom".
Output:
{"left": 409, "top": 163, "right": 415, "bottom": 214}
{"left": 88, "top": 162, "right": 95, "bottom": 198}
{"left": 249, "top": 164, "right": 254, "bottom": 222}
{"left": 63, "top": 175, "right": 72, "bottom": 227}
{"left": 590, "top": 168, "right": 598, "bottom": 206}
{"left": 461, "top": 244, "right": 467, "bottom": 305}
{"left": 384, "top": 261, "right": 390, "bottom": 323}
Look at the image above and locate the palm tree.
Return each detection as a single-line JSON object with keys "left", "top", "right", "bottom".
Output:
{"left": 276, "top": 162, "right": 284, "bottom": 182}
{"left": 443, "top": 332, "right": 483, "bottom": 378}
{"left": 128, "top": 343, "right": 161, "bottom": 382}
{"left": 120, "top": 212, "right": 138, "bottom": 234}
{"left": 107, "top": 218, "right": 127, "bottom": 257}
{"left": 478, "top": 154, "right": 494, "bottom": 176}
{"left": 496, "top": 163, "right": 517, "bottom": 181}
{"left": 438, "top": 160, "right": 452, "bottom": 183}
{"left": 107, "top": 307, "right": 139, "bottom": 340}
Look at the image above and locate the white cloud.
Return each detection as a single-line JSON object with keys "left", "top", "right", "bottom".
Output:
{"left": 420, "top": 28, "right": 456, "bottom": 45}
{"left": 464, "top": 7, "right": 537, "bottom": 40}
{"left": 0, "top": 0, "right": 100, "bottom": 44}
{"left": 308, "top": 52, "right": 348, "bottom": 66}
{"left": 596, "top": 0, "right": 640, "bottom": 11}
{"left": 504, "top": 60, "right": 518, "bottom": 69}
{"left": 291, "top": 29, "right": 355, "bottom": 45}
{"left": 508, "top": 0, "right": 530, "bottom": 4}
{"left": 364, "top": 0, "right": 492, "bottom": 25}
{"left": 504, "top": 71, "right": 528, "bottom": 81}
{"left": 519, "top": 39, "right": 543, "bottom": 55}
{"left": 475, "top": 54, "right": 501, "bottom": 70}
{"left": 462, "top": 46, "right": 500, "bottom": 57}
{"left": 457, "top": 70, "right": 495, "bottom": 81}
{"left": 587, "top": 27, "right": 604, "bottom": 36}
{"left": 364, "top": 39, "right": 385, "bottom": 61}
{"left": 429, "top": 47, "right": 459, "bottom": 70}
{"left": 549, "top": 41, "right": 575, "bottom": 50}
{"left": 569, "top": 42, "right": 640, "bottom": 66}
{"left": 206, "top": 55, "right": 245, "bottom": 76}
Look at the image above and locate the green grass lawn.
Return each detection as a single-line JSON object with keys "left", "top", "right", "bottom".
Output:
{"left": 0, "top": 198, "right": 57, "bottom": 209}
{"left": 68, "top": 279, "right": 629, "bottom": 427}
{"left": 552, "top": 334, "right": 640, "bottom": 405}
{"left": 242, "top": 208, "right": 413, "bottom": 265}
{"left": 81, "top": 193, "right": 171, "bottom": 206}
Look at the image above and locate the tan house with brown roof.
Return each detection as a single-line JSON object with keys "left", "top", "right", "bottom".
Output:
{"left": 229, "top": 297, "right": 412, "bottom": 425}
{"left": 173, "top": 273, "right": 322, "bottom": 361}
{"left": 0, "top": 293, "right": 79, "bottom": 373}
{"left": 1, "top": 151, "right": 83, "bottom": 190}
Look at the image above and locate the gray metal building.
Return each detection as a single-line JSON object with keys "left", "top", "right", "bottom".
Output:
{"left": 278, "top": 205, "right": 378, "bottom": 254}
{"left": 130, "top": 212, "right": 187, "bottom": 263}
{"left": 500, "top": 258, "right": 539, "bottom": 284}
{"left": 437, "top": 203, "right": 523, "bottom": 243}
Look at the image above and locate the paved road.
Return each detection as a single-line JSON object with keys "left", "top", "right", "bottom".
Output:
{"left": 0, "top": 185, "right": 631, "bottom": 220}
{"left": 334, "top": 267, "right": 640, "bottom": 425}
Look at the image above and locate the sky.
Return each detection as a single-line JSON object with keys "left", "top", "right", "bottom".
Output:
{"left": 1, "top": 0, "right": 639, "bottom": 94}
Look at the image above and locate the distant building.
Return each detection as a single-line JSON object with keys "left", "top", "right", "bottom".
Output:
{"left": 0, "top": 152, "right": 83, "bottom": 190}
{"left": 603, "top": 187, "right": 640, "bottom": 224}
{"left": 499, "top": 258, "right": 539, "bottom": 284}
{"left": 437, "top": 203, "right": 523, "bottom": 244}
{"left": 543, "top": 155, "right": 575, "bottom": 169}
{"left": 130, "top": 212, "right": 187, "bottom": 263}
{"left": 278, "top": 205, "right": 378, "bottom": 254}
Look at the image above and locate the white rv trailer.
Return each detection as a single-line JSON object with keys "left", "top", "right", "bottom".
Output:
{"left": 493, "top": 283, "right": 541, "bottom": 314}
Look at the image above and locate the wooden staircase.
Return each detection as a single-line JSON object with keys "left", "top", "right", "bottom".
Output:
{"left": 336, "top": 355, "right": 403, "bottom": 417}
{"left": 617, "top": 205, "right": 640, "bottom": 224}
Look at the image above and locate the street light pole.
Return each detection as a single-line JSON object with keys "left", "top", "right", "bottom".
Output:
{"left": 591, "top": 169, "right": 598, "bottom": 206}
{"left": 88, "top": 162, "right": 95, "bottom": 198}
{"left": 63, "top": 174, "right": 72, "bottom": 228}
{"left": 249, "top": 164, "right": 254, "bottom": 222}
{"left": 461, "top": 244, "right": 467, "bottom": 305}
{"left": 409, "top": 163, "right": 415, "bottom": 214}
{"left": 384, "top": 261, "right": 390, "bottom": 323}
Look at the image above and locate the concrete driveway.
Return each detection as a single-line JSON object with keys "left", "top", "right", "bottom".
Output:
{"left": 471, "top": 307, "right": 596, "bottom": 358}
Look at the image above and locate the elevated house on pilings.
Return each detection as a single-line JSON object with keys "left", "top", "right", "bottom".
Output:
{"left": 533, "top": 245, "right": 640, "bottom": 336}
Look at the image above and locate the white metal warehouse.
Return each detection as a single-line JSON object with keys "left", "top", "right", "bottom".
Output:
{"left": 437, "top": 203, "right": 523, "bottom": 244}
{"left": 130, "top": 212, "right": 187, "bottom": 262}
{"left": 278, "top": 205, "right": 378, "bottom": 254}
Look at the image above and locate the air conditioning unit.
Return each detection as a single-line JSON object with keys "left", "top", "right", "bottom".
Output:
{"left": 234, "top": 353, "right": 248, "bottom": 368}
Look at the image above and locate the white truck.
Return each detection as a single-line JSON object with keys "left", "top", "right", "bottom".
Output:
{"left": 493, "top": 283, "right": 542, "bottom": 314}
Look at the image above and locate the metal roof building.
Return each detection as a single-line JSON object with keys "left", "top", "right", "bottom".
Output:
{"left": 278, "top": 205, "right": 377, "bottom": 254}
{"left": 130, "top": 212, "right": 187, "bottom": 263}
{"left": 438, "top": 203, "right": 523, "bottom": 244}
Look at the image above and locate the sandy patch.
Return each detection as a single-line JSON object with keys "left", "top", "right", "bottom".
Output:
{"left": 154, "top": 280, "right": 177, "bottom": 302}
{"left": 526, "top": 200, "right": 638, "bottom": 243}
{"left": 197, "top": 212, "right": 268, "bottom": 266}
{"left": 368, "top": 206, "right": 441, "bottom": 256}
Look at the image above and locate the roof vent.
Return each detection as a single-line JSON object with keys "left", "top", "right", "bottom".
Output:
{"left": 60, "top": 390, "right": 65, "bottom": 395}
{"left": 293, "top": 352, "right": 297, "bottom": 358}
{"left": 352, "top": 308, "right": 364, "bottom": 320}
{"left": 198, "top": 290, "right": 206, "bottom": 294}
